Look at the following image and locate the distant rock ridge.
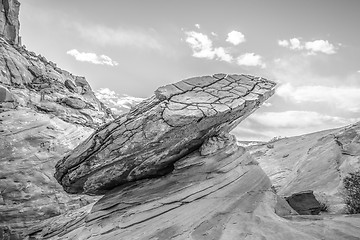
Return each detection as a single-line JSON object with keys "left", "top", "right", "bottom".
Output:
{"left": 55, "top": 73, "right": 276, "bottom": 195}
{"left": 0, "top": 0, "right": 20, "bottom": 45}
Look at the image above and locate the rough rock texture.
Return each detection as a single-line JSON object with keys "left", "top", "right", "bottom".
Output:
{"left": 55, "top": 74, "right": 276, "bottom": 195}
{"left": 0, "top": 110, "right": 101, "bottom": 236}
{"left": 26, "top": 135, "right": 360, "bottom": 240}
{"left": 246, "top": 122, "right": 360, "bottom": 213}
{"left": 285, "top": 190, "right": 322, "bottom": 215}
{"left": 0, "top": 11, "right": 114, "bottom": 235}
{"left": 0, "top": 0, "right": 20, "bottom": 45}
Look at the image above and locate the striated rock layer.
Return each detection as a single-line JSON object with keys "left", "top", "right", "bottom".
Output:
{"left": 27, "top": 134, "right": 360, "bottom": 240}
{"left": 0, "top": 19, "right": 113, "bottom": 235}
{"left": 55, "top": 74, "right": 276, "bottom": 195}
{"left": 247, "top": 122, "right": 360, "bottom": 213}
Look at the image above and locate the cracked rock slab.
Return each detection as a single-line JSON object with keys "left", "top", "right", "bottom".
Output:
{"left": 55, "top": 74, "right": 276, "bottom": 195}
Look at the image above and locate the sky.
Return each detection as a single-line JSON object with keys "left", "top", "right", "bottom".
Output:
{"left": 20, "top": 0, "right": 360, "bottom": 141}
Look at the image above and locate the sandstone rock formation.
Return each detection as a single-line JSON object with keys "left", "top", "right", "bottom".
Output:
{"left": 0, "top": 7, "right": 114, "bottom": 234}
{"left": 55, "top": 74, "right": 276, "bottom": 195}
{"left": 26, "top": 132, "right": 360, "bottom": 240}
{"left": 0, "top": 0, "right": 20, "bottom": 45}
{"left": 246, "top": 122, "right": 360, "bottom": 213}
{"left": 285, "top": 190, "right": 322, "bottom": 215}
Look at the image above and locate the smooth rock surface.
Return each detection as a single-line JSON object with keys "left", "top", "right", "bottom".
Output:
{"left": 26, "top": 135, "right": 360, "bottom": 240}
{"left": 55, "top": 74, "right": 276, "bottom": 195}
{"left": 246, "top": 122, "right": 360, "bottom": 213}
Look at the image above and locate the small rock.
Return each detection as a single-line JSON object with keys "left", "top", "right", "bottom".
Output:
{"left": 0, "top": 85, "right": 14, "bottom": 102}
{"left": 62, "top": 97, "right": 87, "bottom": 109}
{"left": 64, "top": 80, "right": 78, "bottom": 93}
{"left": 285, "top": 190, "right": 322, "bottom": 215}
{"left": 28, "top": 65, "right": 43, "bottom": 78}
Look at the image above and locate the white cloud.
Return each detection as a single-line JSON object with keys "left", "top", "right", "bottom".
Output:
{"left": 185, "top": 31, "right": 233, "bottom": 63}
{"left": 278, "top": 38, "right": 337, "bottom": 55}
{"left": 211, "top": 32, "right": 218, "bottom": 37}
{"left": 250, "top": 111, "right": 357, "bottom": 128}
{"left": 66, "top": 49, "right": 118, "bottom": 66}
{"left": 237, "top": 53, "right": 266, "bottom": 68}
{"left": 74, "top": 24, "right": 162, "bottom": 50}
{"left": 263, "top": 102, "right": 272, "bottom": 107}
{"left": 289, "top": 38, "right": 303, "bottom": 50}
{"left": 305, "top": 40, "right": 336, "bottom": 54}
{"left": 278, "top": 40, "right": 289, "bottom": 47}
{"left": 358, "top": 70, "right": 360, "bottom": 73}
{"left": 226, "top": 30, "right": 246, "bottom": 45}
{"left": 195, "top": 24, "right": 200, "bottom": 29}
{"left": 95, "top": 88, "right": 144, "bottom": 115}
{"left": 277, "top": 83, "right": 360, "bottom": 112}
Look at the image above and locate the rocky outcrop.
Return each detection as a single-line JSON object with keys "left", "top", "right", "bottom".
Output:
{"left": 246, "top": 122, "right": 360, "bottom": 213}
{"left": 285, "top": 190, "right": 322, "bottom": 215}
{"left": 26, "top": 133, "right": 360, "bottom": 240}
{"left": 0, "top": 37, "right": 113, "bottom": 126}
{"left": 0, "top": 0, "right": 20, "bottom": 45}
{"left": 55, "top": 74, "right": 276, "bottom": 195}
{"left": 0, "top": 2, "right": 114, "bottom": 234}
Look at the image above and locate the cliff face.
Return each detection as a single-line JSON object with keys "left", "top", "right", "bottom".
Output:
{"left": 0, "top": 0, "right": 20, "bottom": 45}
{"left": 0, "top": 0, "right": 114, "bottom": 236}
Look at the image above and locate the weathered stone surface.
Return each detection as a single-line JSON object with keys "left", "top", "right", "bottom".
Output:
{"left": 285, "top": 190, "right": 322, "bottom": 215}
{"left": 28, "top": 65, "right": 43, "bottom": 78}
{"left": 62, "top": 96, "right": 87, "bottom": 109}
{"left": 0, "top": 84, "right": 13, "bottom": 102}
{"left": 0, "top": 2, "right": 114, "bottom": 235}
{"left": 0, "top": 110, "right": 99, "bottom": 235}
{"left": 0, "top": 0, "right": 20, "bottom": 45}
{"left": 55, "top": 74, "right": 276, "bottom": 195}
{"left": 25, "top": 135, "right": 360, "bottom": 240}
{"left": 64, "top": 79, "right": 77, "bottom": 93}
{"left": 246, "top": 122, "right": 360, "bottom": 213}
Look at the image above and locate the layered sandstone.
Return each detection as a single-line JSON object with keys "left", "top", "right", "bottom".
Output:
{"left": 247, "top": 122, "right": 360, "bottom": 213}
{"left": 0, "top": 10, "right": 113, "bottom": 234}
{"left": 55, "top": 74, "right": 276, "bottom": 195}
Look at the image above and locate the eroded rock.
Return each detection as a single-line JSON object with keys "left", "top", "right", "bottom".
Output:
{"left": 285, "top": 190, "right": 322, "bottom": 215}
{"left": 0, "top": 0, "right": 20, "bottom": 45}
{"left": 55, "top": 74, "right": 275, "bottom": 195}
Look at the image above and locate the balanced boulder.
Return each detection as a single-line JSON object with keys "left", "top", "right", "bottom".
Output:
{"left": 55, "top": 73, "right": 276, "bottom": 195}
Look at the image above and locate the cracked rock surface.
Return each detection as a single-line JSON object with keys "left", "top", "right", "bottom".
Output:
{"left": 55, "top": 74, "right": 276, "bottom": 195}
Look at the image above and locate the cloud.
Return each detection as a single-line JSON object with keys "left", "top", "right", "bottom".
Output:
{"left": 74, "top": 24, "right": 162, "bottom": 50}
{"left": 95, "top": 88, "right": 144, "bottom": 115}
{"left": 232, "top": 110, "right": 359, "bottom": 141}
{"left": 67, "top": 49, "right": 118, "bottom": 66}
{"left": 226, "top": 31, "right": 246, "bottom": 45}
{"left": 289, "top": 38, "right": 303, "bottom": 50}
{"left": 278, "top": 40, "right": 289, "bottom": 47}
{"left": 195, "top": 24, "right": 200, "bottom": 29}
{"left": 277, "top": 83, "right": 360, "bottom": 112}
{"left": 211, "top": 32, "right": 218, "bottom": 37}
{"left": 185, "top": 31, "right": 233, "bottom": 63}
{"left": 278, "top": 38, "right": 336, "bottom": 54}
{"left": 237, "top": 53, "right": 266, "bottom": 68}
{"left": 250, "top": 111, "right": 358, "bottom": 128}
{"left": 305, "top": 40, "right": 336, "bottom": 54}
